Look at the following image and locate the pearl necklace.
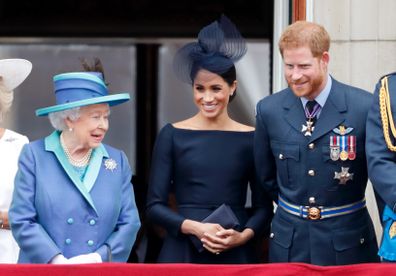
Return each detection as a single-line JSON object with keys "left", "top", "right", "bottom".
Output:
{"left": 60, "top": 133, "right": 92, "bottom": 167}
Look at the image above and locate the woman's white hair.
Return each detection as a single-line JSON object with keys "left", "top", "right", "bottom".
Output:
{"left": 0, "top": 81, "right": 14, "bottom": 123}
{"left": 48, "top": 107, "right": 81, "bottom": 131}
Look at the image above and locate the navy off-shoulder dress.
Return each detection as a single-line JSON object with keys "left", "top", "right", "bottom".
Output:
{"left": 146, "top": 123, "right": 273, "bottom": 263}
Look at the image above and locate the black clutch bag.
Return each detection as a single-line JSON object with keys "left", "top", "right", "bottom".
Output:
{"left": 190, "top": 204, "right": 240, "bottom": 252}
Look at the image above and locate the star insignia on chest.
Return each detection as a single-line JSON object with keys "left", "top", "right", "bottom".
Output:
{"left": 301, "top": 121, "right": 315, "bottom": 136}
{"left": 334, "top": 167, "right": 353, "bottom": 184}
{"left": 104, "top": 158, "right": 117, "bottom": 172}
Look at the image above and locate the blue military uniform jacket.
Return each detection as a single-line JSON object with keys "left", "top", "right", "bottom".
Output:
{"left": 366, "top": 72, "right": 396, "bottom": 261}
{"left": 9, "top": 131, "right": 141, "bottom": 263}
{"left": 255, "top": 77, "right": 379, "bottom": 265}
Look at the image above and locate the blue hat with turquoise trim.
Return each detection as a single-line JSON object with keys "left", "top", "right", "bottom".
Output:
{"left": 35, "top": 71, "right": 130, "bottom": 116}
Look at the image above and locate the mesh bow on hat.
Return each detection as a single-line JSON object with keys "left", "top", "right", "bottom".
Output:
{"left": 173, "top": 15, "right": 247, "bottom": 83}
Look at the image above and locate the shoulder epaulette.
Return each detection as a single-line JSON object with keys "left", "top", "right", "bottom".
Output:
{"left": 379, "top": 71, "right": 396, "bottom": 82}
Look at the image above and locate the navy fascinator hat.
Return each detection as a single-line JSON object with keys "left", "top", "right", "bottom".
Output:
{"left": 173, "top": 15, "right": 247, "bottom": 83}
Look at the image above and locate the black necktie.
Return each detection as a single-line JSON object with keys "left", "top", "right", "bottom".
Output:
{"left": 305, "top": 100, "right": 318, "bottom": 123}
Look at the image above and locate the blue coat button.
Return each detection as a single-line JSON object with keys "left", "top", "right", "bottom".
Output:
{"left": 89, "top": 219, "right": 96, "bottom": 226}
{"left": 65, "top": 238, "right": 72, "bottom": 245}
{"left": 67, "top": 218, "right": 74, "bottom": 224}
{"left": 87, "top": 240, "right": 94, "bottom": 246}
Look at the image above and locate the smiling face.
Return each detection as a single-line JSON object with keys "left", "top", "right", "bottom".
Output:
{"left": 193, "top": 69, "right": 236, "bottom": 120}
{"left": 283, "top": 46, "right": 329, "bottom": 100}
{"left": 66, "top": 103, "right": 110, "bottom": 150}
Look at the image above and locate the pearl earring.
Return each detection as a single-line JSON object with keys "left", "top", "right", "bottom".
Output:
{"left": 69, "top": 128, "right": 73, "bottom": 132}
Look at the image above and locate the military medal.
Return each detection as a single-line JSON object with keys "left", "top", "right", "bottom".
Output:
{"left": 330, "top": 136, "right": 340, "bottom": 161}
{"left": 340, "top": 151, "right": 348, "bottom": 161}
{"left": 301, "top": 121, "right": 315, "bottom": 136}
{"left": 302, "top": 101, "right": 321, "bottom": 136}
{"left": 339, "top": 136, "right": 348, "bottom": 161}
{"left": 348, "top": 135, "right": 356, "bottom": 160}
{"left": 389, "top": 222, "right": 396, "bottom": 239}
{"left": 334, "top": 167, "right": 354, "bottom": 184}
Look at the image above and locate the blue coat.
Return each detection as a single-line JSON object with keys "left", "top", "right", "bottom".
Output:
{"left": 366, "top": 73, "right": 396, "bottom": 261}
{"left": 9, "top": 131, "right": 141, "bottom": 263}
{"left": 254, "top": 77, "right": 379, "bottom": 265}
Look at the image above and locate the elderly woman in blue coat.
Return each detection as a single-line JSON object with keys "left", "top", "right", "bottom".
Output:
{"left": 9, "top": 66, "right": 141, "bottom": 264}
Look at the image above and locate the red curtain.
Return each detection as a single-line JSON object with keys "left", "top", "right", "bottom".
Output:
{"left": 0, "top": 263, "right": 395, "bottom": 276}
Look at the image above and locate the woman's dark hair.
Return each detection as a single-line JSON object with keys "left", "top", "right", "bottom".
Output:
{"left": 191, "top": 64, "right": 237, "bottom": 102}
{"left": 220, "top": 65, "right": 237, "bottom": 102}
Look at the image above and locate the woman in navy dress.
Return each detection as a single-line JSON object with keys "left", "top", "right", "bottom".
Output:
{"left": 146, "top": 15, "right": 273, "bottom": 264}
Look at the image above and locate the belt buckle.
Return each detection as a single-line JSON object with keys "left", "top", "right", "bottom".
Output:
{"left": 307, "top": 206, "right": 321, "bottom": 220}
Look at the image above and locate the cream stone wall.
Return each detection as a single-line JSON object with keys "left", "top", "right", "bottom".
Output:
{"left": 314, "top": 0, "right": 396, "bottom": 91}
{"left": 313, "top": 0, "right": 396, "bottom": 242}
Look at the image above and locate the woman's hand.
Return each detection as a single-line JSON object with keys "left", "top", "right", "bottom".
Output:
{"left": 0, "top": 211, "right": 10, "bottom": 230}
{"left": 201, "top": 228, "right": 254, "bottom": 254}
{"left": 181, "top": 219, "right": 225, "bottom": 241}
